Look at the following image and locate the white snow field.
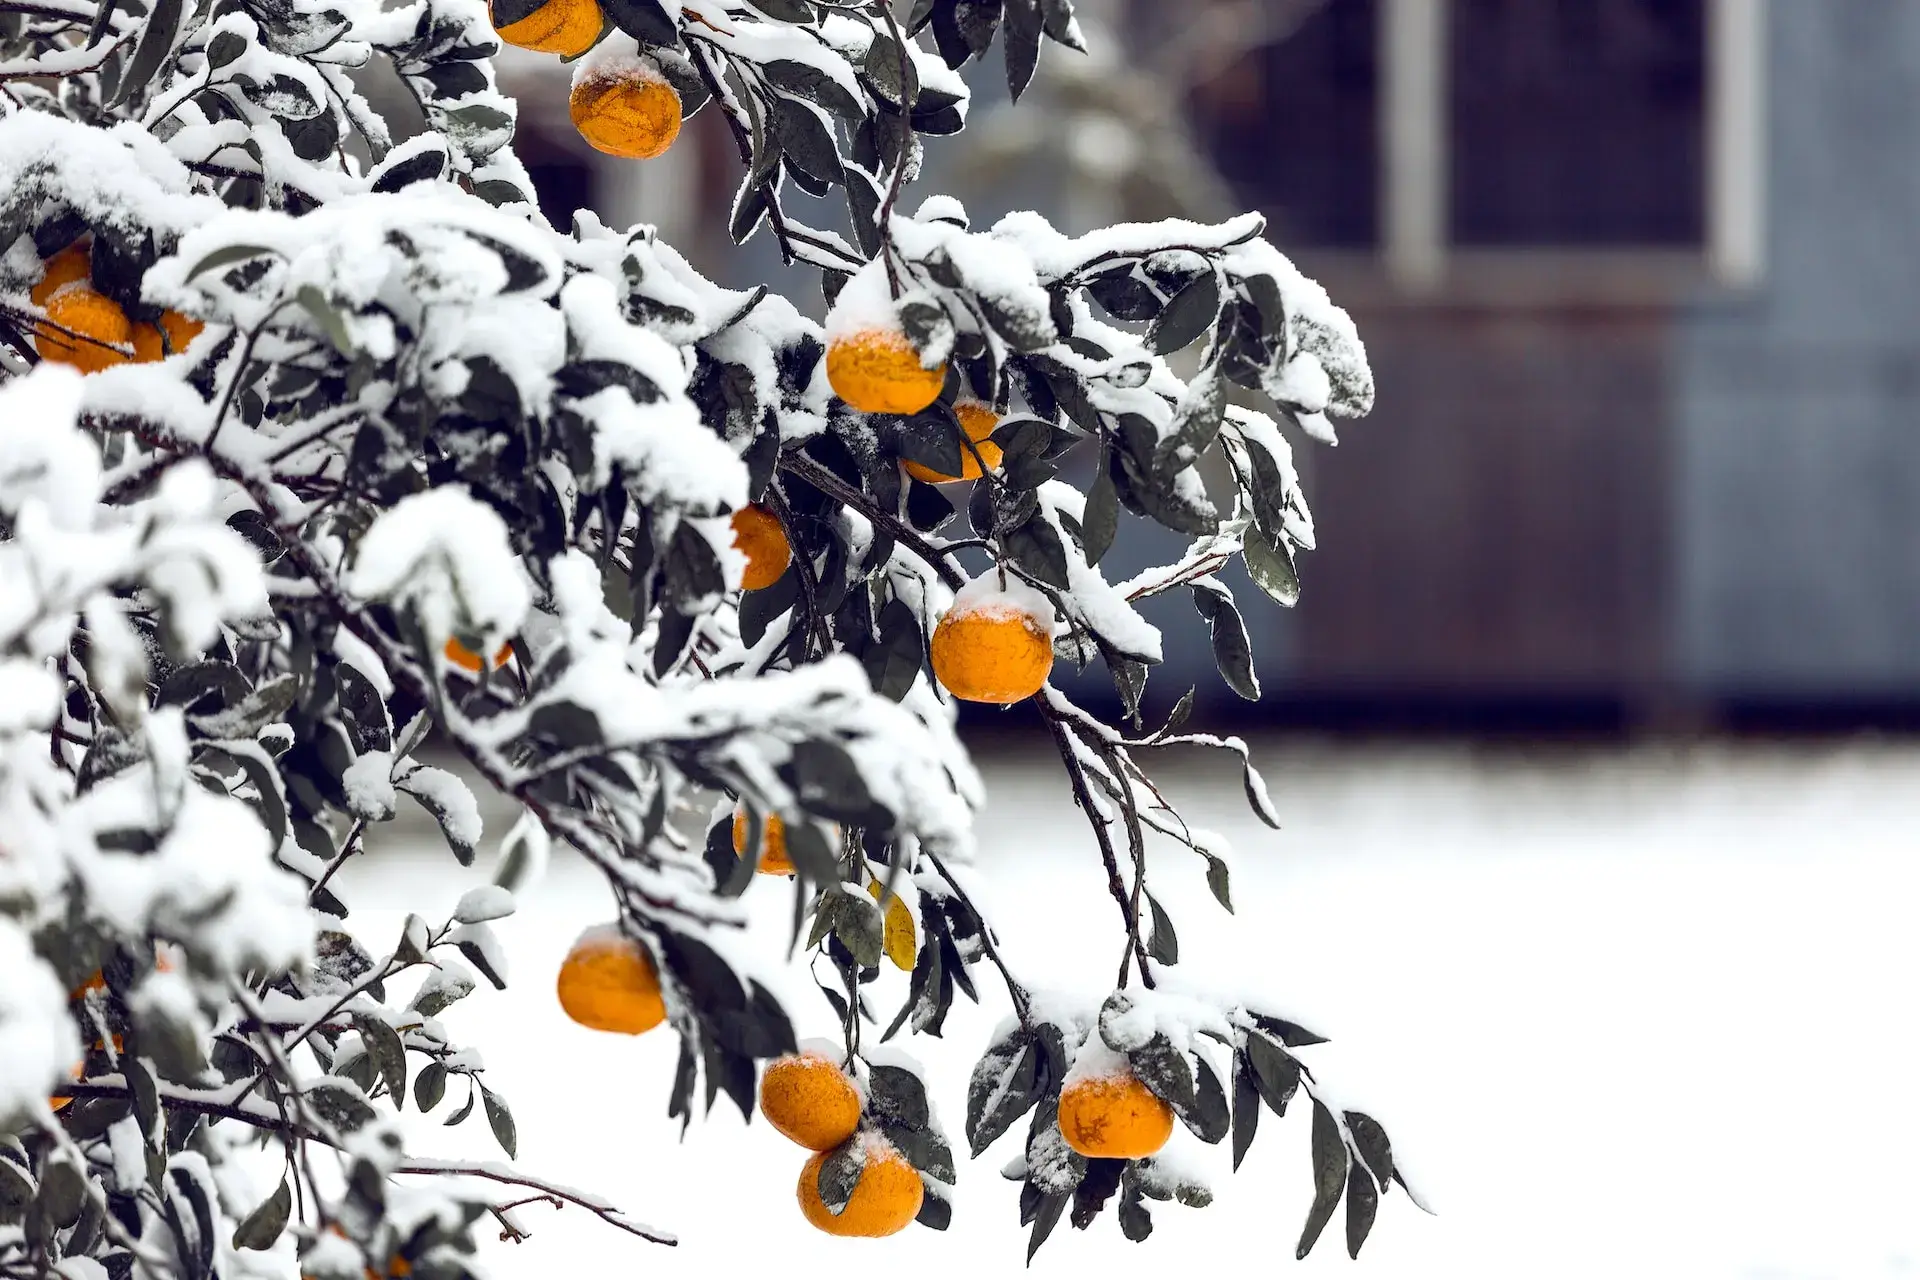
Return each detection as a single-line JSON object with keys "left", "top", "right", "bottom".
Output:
{"left": 342, "top": 739, "right": 1920, "bottom": 1280}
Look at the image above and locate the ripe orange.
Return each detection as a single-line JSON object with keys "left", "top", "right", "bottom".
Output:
{"left": 732, "top": 807, "right": 795, "bottom": 875}
{"left": 797, "top": 1142, "right": 924, "bottom": 1237}
{"left": 759, "top": 1052, "right": 861, "bottom": 1151}
{"left": 904, "top": 402, "right": 1002, "bottom": 484}
{"left": 490, "top": 0, "right": 602, "bottom": 56}
{"left": 827, "top": 329, "right": 946, "bottom": 417}
{"left": 1056, "top": 1070, "right": 1175, "bottom": 1160}
{"left": 443, "top": 637, "right": 514, "bottom": 674}
{"left": 730, "top": 505, "right": 791, "bottom": 592}
{"left": 37, "top": 283, "right": 132, "bottom": 374}
{"left": 570, "top": 66, "right": 682, "bottom": 160}
{"left": 930, "top": 585, "right": 1054, "bottom": 704}
{"left": 30, "top": 243, "right": 90, "bottom": 308}
{"left": 556, "top": 926, "right": 667, "bottom": 1035}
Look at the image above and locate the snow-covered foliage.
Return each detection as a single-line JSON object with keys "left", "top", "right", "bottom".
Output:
{"left": 0, "top": 0, "right": 1417, "bottom": 1271}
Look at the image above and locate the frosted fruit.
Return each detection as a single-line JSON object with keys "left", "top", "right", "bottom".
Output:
{"left": 556, "top": 926, "right": 667, "bottom": 1035}
{"left": 759, "top": 1052, "right": 862, "bottom": 1151}
{"left": 730, "top": 504, "right": 791, "bottom": 591}
{"left": 827, "top": 328, "right": 946, "bottom": 416}
{"left": 570, "top": 70, "right": 682, "bottom": 159}
{"left": 930, "top": 584, "right": 1054, "bottom": 704}
{"left": 38, "top": 284, "right": 132, "bottom": 374}
{"left": 30, "top": 243, "right": 90, "bottom": 307}
{"left": 797, "top": 1143, "right": 924, "bottom": 1237}
{"left": 904, "top": 401, "right": 1003, "bottom": 484}
{"left": 1056, "top": 1071, "right": 1175, "bottom": 1160}
{"left": 490, "top": 0, "right": 602, "bottom": 56}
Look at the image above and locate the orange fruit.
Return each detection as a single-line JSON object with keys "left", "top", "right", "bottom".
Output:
{"left": 30, "top": 243, "right": 90, "bottom": 308}
{"left": 759, "top": 1052, "right": 862, "bottom": 1151}
{"left": 443, "top": 637, "right": 514, "bottom": 674}
{"left": 904, "top": 402, "right": 1002, "bottom": 484}
{"left": 1056, "top": 1070, "right": 1174, "bottom": 1160}
{"left": 730, "top": 505, "right": 790, "bottom": 592}
{"left": 930, "top": 586, "right": 1054, "bottom": 704}
{"left": 570, "top": 66, "right": 682, "bottom": 160}
{"left": 490, "top": 0, "right": 602, "bottom": 56}
{"left": 827, "top": 329, "right": 946, "bottom": 416}
{"left": 797, "top": 1142, "right": 924, "bottom": 1238}
{"left": 556, "top": 926, "right": 666, "bottom": 1035}
{"left": 37, "top": 283, "right": 132, "bottom": 374}
{"left": 732, "top": 807, "right": 795, "bottom": 875}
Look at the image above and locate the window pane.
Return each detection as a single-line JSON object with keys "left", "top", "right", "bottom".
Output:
{"left": 1185, "top": 0, "right": 1380, "bottom": 249}
{"left": 1451, "top": 0, "right": 1706, "bottom": 247}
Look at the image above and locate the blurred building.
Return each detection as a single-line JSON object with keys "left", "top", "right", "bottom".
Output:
{"left": 507, "top": 1, "right": 1920, "bottom": 732}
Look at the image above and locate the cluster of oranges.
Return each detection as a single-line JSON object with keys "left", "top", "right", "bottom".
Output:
{"left": 762, "top": 1052, "right": 923, "bottom": 1237}
{"left": 30, "top": 241, "right": 203, "bottom": 374}
{"left": 487, "top": 0, "right": 682, "bottom": 160}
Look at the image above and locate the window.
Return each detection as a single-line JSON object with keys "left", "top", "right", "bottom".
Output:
{"left": 1450, "top": 0, "right": 1706, "bottom": 247}
{"left": 1172, "top": 0, "right": 1765, "bottom": 288}
{"left": 1187, "top": 0, "right": 1381, "bottom": 249}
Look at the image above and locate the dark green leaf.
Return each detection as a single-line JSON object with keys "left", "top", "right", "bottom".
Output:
{"left": 37, "top": 1160, "right": 84, "bottom": 1229}
{"left": 1146, "top": 894, "right": 1178, "bottom": 965}
{"left": 1191, "top": 580, "right": 1260, "bottom": 700}
{"left": 867, "top": 1062, "right": 931, "bottom": 1130}
{"left": 965, "top": 1034, "right": 1039, "bottom": 1156}
{"left": 864, "top": 31, "right": 918, "bottom": 106}
{"left": 1003, "top": 0, "right": 1043, "bottom": 101}
{"left": 231, "top": 1179, "right": 290, "bottom": 1250}
{"left": 769, "top": 95, "right": 842, "bottom": 185}
{"left": 353, "top": 1014, "right": 407, "bottom": 1110}
{"left": 1345, "top": 1158, "right": 1380, "bottom": 1258}
{"left": 601, "top": 0, "right": 679, "bottom": 43}
{"left": 1244, "top": 524, "right": 1302, "bottom": 607}
{"left": 1081, "top": 450, "right": 1118, "bottom": 565}
{"left": 480, "top": 1086, "right": 516, "bottom": 1159}
{"left": 1345, "top": 1111, "right": 1393, "bottom": 1188}
{"left": 1150, "top": 272, "right": 1222, "bottom": 355}
{"left": 1243, "top": 1031, "right": 1300, "bottom": 1116}
{"left": 413, "top": 1061, "right": 448, "bottom": 1112}
{"left": 1003, "top": 517, "right": 1070, "bottom": 591}
{"left": 1026, "top": 1189, "right": 1067, "bottom": 1261}
{"left": 307, "top": 1080, "right": 377, "bottom": 1133}
{"left": 816, "top": 1138, "right": 863, "bottom": 1214}
{"left": 110, "top": 0, "right": 182, "bottom": 107}
{"left": 862, "top": 598, "right": 923, "bottom": 701}
{"left": 1296, "top": 1099, "right": 1348, "bottom": 1260}
{"left": 761, "top": 59, "right": 865, "bottom": 119}
{"left": 1230, "top": 1051, "right": 1260, "bottom": 1170}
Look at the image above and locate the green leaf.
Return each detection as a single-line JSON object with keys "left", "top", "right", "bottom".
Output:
{"left": 306, "top": 1079, "right": 377, "bottom": 1133}
{"left": 1003, "top": 517, "right": 1071, "bottom": 591}
{"left": 1244, "top": 524, "right": 1303, "bottom": 607}
{"left": 1204, "top": 852, "right": 1234, "bottom": 913}
{"left": 1146, "top": 894, "right": 1178, "bottom": 965}
{"left": 0, "top": 1158, "right": 32, "bottom": 1225}
{"left": 1345, "top": 1158, "right": 1380, "bottom": 1258}
{"left": 1344, "top": 1110, "right": 1394, "bottom": 1188}
{"left": 761, "top": 60, "right": 864, "bottom": 119}
{"left": 186, "top": 243, "right": 275, "bottom": 281}
{"left": 864, "top": 31, "right": 919, "bottom": 107}
{"left": 1150, "top": 272, "right": 1222, "bottom": 355}
{"left": 816, "top": 1138, "right": 863, "bottom": 1214}
{"left": 413, "top": 1061, "right": 448, "bottom": 1112}
{"left": 1230, "top": 1051, "right": 1260, "bottom": 1170}
{"left": 600, "top": 0, "right": 678, "bottom": 44}
{"left": 1003, "top": 0, "right": 1043, "bottom": 102}
{"left": 866, "top": 1062, "right": 930, "bottom": 1130}
{"left": 36, "top": 1159, "right": 84, "bottom": 1229}
{"left": 110, "top": 0, "right": 182, "bottom": 107}
{"left": 1081, "top": 451, "right": 1118, "bottom": 565}
{"left": 1191, "top": 580, "right": 1260, "bottom": 701}
{"left": 444, "top": 1084, "right": 476, "bottom": 1127}
{"left": 862, "top": 598, "right": 923, "bottom": 701}
{"left": 1026, "top": 1188, "right": 1067, "bottom": 1261}
{"left": 353, "top": 1014, "right": 407, "bottom": 1111}
{"left": 770, "top": 95, "right": 843, "bottom": 185}
{"left": 1243, "top": 1031, "right": 1300, "bottom": 1116}
{"left": 1296, "top": 1099, "right": 1348, "bottom": 1260}
{"left": 296, "top": 285, "right": 354, "bottom": 356}
{"left": 231, "top": 1179, "right": 290, "bottom": 1250}
{"left": 786, "top": 739, "right": 876, "bottom": 825}
{"left": 965, "top": 1033, "right": 1039, "bottom": 1156}
{"left": 481, "top": 1086, "right": 516, "bottom": 1159}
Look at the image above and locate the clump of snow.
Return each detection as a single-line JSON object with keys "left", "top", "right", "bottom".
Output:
{"left": 948, "top": 572, "right": 1056, "bottom": 633}
{"left": 453, "top": 885, "right": 515, "bottom": 925}
{"left": 398, "top": 765, "right": 484, "bottom": 852}
{"left": 1067, "top": 1029, "right": 1133, "bottom": 1084}
{"left": 0, "top": 920, "right": 81, "bottom": 1127}
{"left": 341, "top": 750, "right": 397, "bottom": 822}
{"left": 823, "top": 258, "right": 904, "bottom": 343}
{"left": 346, "top": 485, "right": 531, "bottom": 646}
{"left": 571, "top": 42, "right": 664, "bottom": 91}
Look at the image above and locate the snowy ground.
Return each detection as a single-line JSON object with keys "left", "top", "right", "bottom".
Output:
{"left": 339, "top": 738, "right": 1920, "bottom": 1280}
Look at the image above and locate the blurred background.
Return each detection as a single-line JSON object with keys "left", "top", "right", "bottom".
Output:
{"left": 498, "top": 0, "right": 1920, "bottom": 737}
{"left": 378, "top": 5, "right": 1920, "bottom": 1278}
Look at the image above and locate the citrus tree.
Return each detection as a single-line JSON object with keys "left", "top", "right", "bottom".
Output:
{"left": 0, "top": 0, "right": 1429, "bottom": 1272}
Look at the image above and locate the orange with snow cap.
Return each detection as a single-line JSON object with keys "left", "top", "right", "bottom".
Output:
{"left": 930, "top": 573, "right": 1055, "bottom": 704}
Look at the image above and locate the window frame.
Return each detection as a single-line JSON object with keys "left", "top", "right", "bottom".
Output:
{"left": 1370, "top": 0, "right": 1765, "bottom": 297}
